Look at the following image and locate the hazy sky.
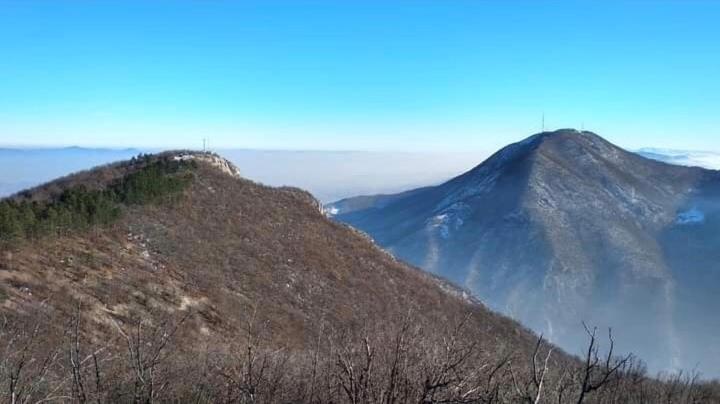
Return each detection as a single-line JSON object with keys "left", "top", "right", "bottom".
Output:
{"left": 1, "top": 1, "right": 719, "bottom": 152}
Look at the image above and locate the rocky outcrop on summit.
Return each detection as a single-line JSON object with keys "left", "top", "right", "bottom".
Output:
{"left": 329, "top": 129, "right": 720, "bottom": 376}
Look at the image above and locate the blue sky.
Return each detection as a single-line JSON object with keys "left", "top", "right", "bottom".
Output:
{"left": 0, "top": 1, "right": 719, "bottom": 152}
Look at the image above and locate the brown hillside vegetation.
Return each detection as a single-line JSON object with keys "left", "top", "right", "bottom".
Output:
{"left": 0, "top": 152, "right": 717, "bottom": 403}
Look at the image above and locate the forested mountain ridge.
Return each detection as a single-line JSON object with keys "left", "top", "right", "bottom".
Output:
{"left": 0, "top": 153, "right": 195, "bottom": 244}
{"left": 0, "top": 151, "right": 716, "bottom": 402}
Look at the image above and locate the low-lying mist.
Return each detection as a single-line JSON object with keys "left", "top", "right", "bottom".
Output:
{"left": 0, "top": 148, "right": 487, "bottom": 203}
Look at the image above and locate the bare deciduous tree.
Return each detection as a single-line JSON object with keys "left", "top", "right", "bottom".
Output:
{"left": 112, "top": 311, "right": 190, "bottom": 403}
{"left": 575, "top": 323, "right": 632, "bottom": 404}
{"left": 0, "top": 307, "right": 718, "bottom": 403}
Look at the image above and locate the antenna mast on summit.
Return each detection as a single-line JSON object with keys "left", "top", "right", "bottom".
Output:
{"left": 541, "top": 113, "right": 545, "bottom": 132}
{"left": 202, "top": 138, "right": 207, "bottom": 152}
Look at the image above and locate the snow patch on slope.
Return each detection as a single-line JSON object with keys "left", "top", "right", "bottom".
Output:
{"left": 676, "top": 208, "right": 705, "bottom": 224}
{"left": 426, "top": 202, "right": 470, "bottom": 239}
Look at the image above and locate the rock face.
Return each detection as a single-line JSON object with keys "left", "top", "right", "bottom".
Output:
{"left": 329, "top": 129, "right": 720, "bottom": 376}
{"left": 172, "top": 152, "right": 242, "bottom": 178}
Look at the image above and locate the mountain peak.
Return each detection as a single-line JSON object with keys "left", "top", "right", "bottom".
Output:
{"left": 531, "top": 127, "right": 591, "bottom": 139}
{"left": 514, "top": 128, "right": 609, "bottom": 154}
{"left": 475, "top": 129, "right": 647, "bottom": 180}
{"left": 514, "top": 128, "right": 593, "bottom": 146}
{"left": 456, "top": 129, "right": 614, "bottom": 184}
{"left": 329, "top": 129, "right": 720, "bottom": 376}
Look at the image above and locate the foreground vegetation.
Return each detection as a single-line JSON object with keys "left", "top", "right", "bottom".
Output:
{"left": 0, "top": 155, "right": 195, "bottom": 244}
{"left": 0, "top": 307, "right": 717, "bottom": 404}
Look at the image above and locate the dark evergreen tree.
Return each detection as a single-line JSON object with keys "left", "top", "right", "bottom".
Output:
{"left": 0, "top": 156, "right": 195, "bottom": 246}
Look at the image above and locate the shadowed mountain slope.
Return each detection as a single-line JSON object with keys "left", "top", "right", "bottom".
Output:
{"left": 329, "top": 129, "right": 720, "bottom": 376}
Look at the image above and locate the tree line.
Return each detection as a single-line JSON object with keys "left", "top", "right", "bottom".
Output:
{"left": 0, "top": 155, "right": 195, "bottom": 245}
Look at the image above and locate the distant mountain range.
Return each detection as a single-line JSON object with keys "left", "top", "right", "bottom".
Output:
{"left": 328, "top": 129, "right": 720, "bottom": 377}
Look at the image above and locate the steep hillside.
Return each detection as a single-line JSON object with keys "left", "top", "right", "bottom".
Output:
{"left": 1, "top": 150, "right": 716, "bottom": 402}
{"left": 329, "top": 129, "right": 720, "bottom": 377}
{"left": 0, "top": 151, "right": 580, "bottom": 402}
{"left": 0, "top": 151, "right": 529, "bottom": 349}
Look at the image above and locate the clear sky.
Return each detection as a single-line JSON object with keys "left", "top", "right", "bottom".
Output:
{"left": 1, "top": 1, "right": 719, "bottom": 152}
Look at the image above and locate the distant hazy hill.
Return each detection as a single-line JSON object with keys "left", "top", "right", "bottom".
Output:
{"left": 329, "top": 129, "right": 720, "bottom": 377}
